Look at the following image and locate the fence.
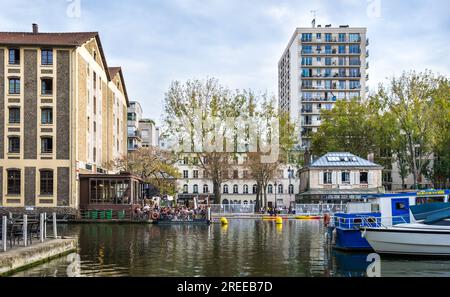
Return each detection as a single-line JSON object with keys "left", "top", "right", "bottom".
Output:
{"left": 210, "top": 204, "right": 256, "bottom": 215}
{"left": 79, "top": 209, "right": 131, "bottom": 221}
{"left": 1, "top": 212, "right": 58, "bottom": 253}
{"left": 295, "top": 204, "right": 348, "bottom": 216}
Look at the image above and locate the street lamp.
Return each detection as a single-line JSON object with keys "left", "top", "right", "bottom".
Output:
{"left": 274, "top": 181, "right": 278, "bottom": 212}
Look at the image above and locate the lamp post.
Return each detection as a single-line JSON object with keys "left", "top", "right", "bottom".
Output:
{"left": 274, "top": 181, "right": 278, "bottom": 211}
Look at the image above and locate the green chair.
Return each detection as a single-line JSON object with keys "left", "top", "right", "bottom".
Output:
{"left": 106, "top": 210, "right": 113, "bottom": 220}
{"left": 118, "top": 210, "right": 126, "bottom": 220}
{"left": 99, "top": 211, "right": 106, "bottom": 220}
{"left": 90, "top": 210, "right": 98, "bottom": 220}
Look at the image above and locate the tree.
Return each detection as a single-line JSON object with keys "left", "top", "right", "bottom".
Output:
{"left": 162, "top": 78, "right": 248, "bottom": 204}
{"left": 375, "top": 71, "right": 440, "bottom": 189}
{"left": 105, "top": 147, "right": 180, "bottom": 196}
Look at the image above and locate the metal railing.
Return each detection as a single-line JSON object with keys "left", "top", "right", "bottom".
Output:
{"left": 295, "top": 204, "right": 348, "bottom": 216}
{"left": 210, "top": 204, "right": 255, "bottom": 215}
{"left": 330, "top": 215, "right": 409, "bottom": 230}
{"left": 78, "top": 209, "right": 131, "bottom": 221}
{"left": 1, "top": 212, "right": 58, "bottom": 253}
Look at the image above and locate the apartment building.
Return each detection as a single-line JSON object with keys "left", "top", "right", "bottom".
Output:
{"left": 298, "top": 152, "right": 384, "bottom": 203}
{"left": 279, "top": 24, "right": 369, "bottom": 150}
{"left": 0, "top": 24, "right": 129, "bottom": 210}
{"left": 176, "top": 154, "right": 300, "bottom": 208}
{"left": 139, "top": 119, "right": 159, "bottom": 148}
{"left": 127, "top": 101, "right": 143, "bottom": 152}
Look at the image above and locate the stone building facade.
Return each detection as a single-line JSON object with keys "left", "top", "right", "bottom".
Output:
{"left": 0, "top": 25, "right": 129, "bottom": 210}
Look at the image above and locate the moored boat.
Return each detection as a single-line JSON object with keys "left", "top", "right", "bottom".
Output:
{"left": 362, "top": 202, "right": 450, "bottom": 256}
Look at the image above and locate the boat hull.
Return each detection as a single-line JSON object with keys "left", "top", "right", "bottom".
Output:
{"left": 363, "top": 227, "right": 450, "bottom": 256}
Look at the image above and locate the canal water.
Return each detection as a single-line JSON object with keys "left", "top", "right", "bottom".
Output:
{"left": 12, "top": 220, "right": 450, "bottom": 277}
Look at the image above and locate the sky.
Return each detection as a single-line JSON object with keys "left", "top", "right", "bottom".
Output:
{"left": 1, "top": 0, "right": 449, "bottom": 123}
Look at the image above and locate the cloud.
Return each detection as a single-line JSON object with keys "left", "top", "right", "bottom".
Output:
{"left": 1, "top": 0, "right": 449, "bottom": 123}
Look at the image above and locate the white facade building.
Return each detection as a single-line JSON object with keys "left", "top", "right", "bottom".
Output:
{"left": 139, "top": 119, "right": 159, "bottom": 148}
{"left": 175, "top": 154, "right": 300, "bottom": 208}
{"left": 278, "top": 24, "right": 369, "bottom": 150}
{"left": 127, "top": 101, "right": 143, "bottom": 151}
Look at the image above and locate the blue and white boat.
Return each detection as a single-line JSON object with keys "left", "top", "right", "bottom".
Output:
{"left": 329, "top": 190, "right": 450, "bottom": 251}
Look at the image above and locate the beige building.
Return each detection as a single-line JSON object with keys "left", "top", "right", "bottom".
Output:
{"left": 0, "top": 24, "right": 129, "bottom": 211}
{"left": 176, "top": 154, "right": 299, "bottom": 208}
{"left": 279, "top": 24, "right": 369, "bottom": 150}
{"left": 298, "top": 152, "right": 384, "bottom": 203}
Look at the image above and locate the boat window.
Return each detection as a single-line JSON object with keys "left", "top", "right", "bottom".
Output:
{"left": 415, "top": 197, "right": 445, "bottom": 205}
{"left": 395, "top": 202, "right": 407, "bottom": 210}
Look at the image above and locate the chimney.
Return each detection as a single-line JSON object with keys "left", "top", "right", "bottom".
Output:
{"left": 367, "top": 153, "right": 375, "bottom": 163}
{"left": 32, "top": 23, "right": 39, "bottom": 34}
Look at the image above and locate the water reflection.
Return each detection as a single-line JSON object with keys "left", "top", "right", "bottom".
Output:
{"left": 12, "top": 220, "right": 450, "bottom": 277}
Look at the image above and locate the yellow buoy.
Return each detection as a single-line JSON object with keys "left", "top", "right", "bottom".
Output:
{"left": 276, "top": 216, "right": 283, "bottom": 225}
{"left": 220, "top": 217, "right": 229, "bottom": 225}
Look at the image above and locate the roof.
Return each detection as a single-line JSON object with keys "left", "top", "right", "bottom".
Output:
{"left": 0, "top": 29, "right": 133, "bottom": 103}
{"left": 0, "top": 32, "right": 98, "bottom": 47}
{"left": 108, "top": 67, "right": 130, "bottom": 106}
{"left": 308, "top": 152, "right": 383, "bottom": 168}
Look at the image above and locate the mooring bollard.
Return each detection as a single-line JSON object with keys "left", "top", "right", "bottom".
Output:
{"left": 23, "top": 215, "right": 28, "bottom": 247}
{"left": 53, "top": 212, "right": 57, "bottom": 239}
{"left": 2, "top": 216, "right": 7, "bottom": 252}
{"left": 40, "top": 213, "right": 44, "bottom": 243}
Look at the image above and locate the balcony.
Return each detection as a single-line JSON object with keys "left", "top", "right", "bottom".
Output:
{"left": 128, "top": 130, "right": 142, "bottom": 139}
{"left": 366, "top": 50, "right": 369, "bottom": 58}
{"left": 366, "top": 38, "right": 369, "bottom": 46}
{"left": 301, "top": 97, "right": 337, "bottom": 102}
{"left": 366, "top": 62, "right": 369, "bottom": 69}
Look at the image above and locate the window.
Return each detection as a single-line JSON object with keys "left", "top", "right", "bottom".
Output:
{"left": 193, "top": 157, "right": 199, "bottom": 165}
{"left": 301, "top": 57, "right": 312, "bottom": 66}
{"left": 183, "top": 185, "right": 188, "bottom": 194}
{"left": 302, "top": 45, "right": 312, "bottom": 54}
{"left": 9, "top": 49, "right": 20, "bottom": 65}
{"left": 93, "top": 147, "right": 96, "bottom": 162}
{"left": 193, "top": 170, "right": 199, "bottom": 179}
{"left": 233, "top": 170, "right": 239, "bottom": 179}
{"left": 7, "top": 170, "right": 21, "bottom": 195}
{"left": 243, "top": 170, "right": 248, "bottom": 179}
{"left": 360, "top": 172, "right": 368, "bottom": 184}
{"left": 289, "top": 184, "right": 294, "bottom": 194}
{"left": 223, "top": 184, "right": 229, "bottom": 194}
{"left": 40, "top": 170, "right": 54, "bottom": 195}
{"left": 41, "top": 78, "right": 53, "bottom": 95}
{"left": 233, "top": 184, "right": 238, "bottom": 194}
{"left": 325, "top": 57, "right": 332, "bottom": 65}
{"left": 41, "top": 49, "right": 53, "bottom": 65}
{"left": 9, "top": 107, "right": 20, "bottom": 124}
{"left": 252, "top": 185, "right": 258, "bottom": 194}
{"left": 9, "top": 78, "right": 20, "bottom": 94}
{"left": 338, "top": 45, "right": 346, "bottom": 54}
{"left": 93, "top": 96, "right": 97, "bottom": 114}
{"left": 349, "top": 68, "right": 360, "bottom": 77}
{"left": 316, "top": 33, "right": 321, "bottom": 40}
{"left": 203, "top": 184, "right": 209, "bottom": 194}
{"left": 41, "top": 137, "right": 53, "bottom": 154}
{"left": 325, "top": 45, "right": 332, "bottom": 54}
{"left": 278, "top": 184, "right": 284, "bottom": 194}
{"left": 8, "top": 136, "right": 20, "bottom": 153}
{"left": 341, "top": 171, "right": 350, "bottom": 184}
{"left": 338, "top": 33, "right": 346, "bottom": 42}
{"left": 301, "top": 33, "right": 312, "bottom": 42}
{"left": 41, "top": 108, "right": 53, "bottom": 124}
{"left": 183, "top": 157, "right": 189, "bottom": 164}
{"left": 268, "top": 185, "right": 273, "bottom": 194}
{"left": 349, "top": 57, "right": 361, "bottom": 65}
{"left": 183, "top": 170, "right": 189, "bottom": 179}
{"left": 325, "top": 33, "right": 332, "bottom": 42}
{"left": 243, "top": 185, "right": 249, "bottom": 194}
{"left": 349, "top": 33, "right": 360, "bottom": 42}
{"left": 93, "top": 72, "right": 97, "bottom": 89}
{"left": 193, "top": 184, "right": 198, "bottom": 194}
{"left": 323, "top": 172, "right": 332, "bottom": 184}
{"left": 349, "top": 45, "right": 361, "bottom": 54}
{"left": 349, "top": 80, "right": 361, "bottom": 89}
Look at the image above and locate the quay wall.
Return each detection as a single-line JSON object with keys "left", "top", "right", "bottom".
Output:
{"left": 0, "top": 238, "right": 78, "bottom": 275}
